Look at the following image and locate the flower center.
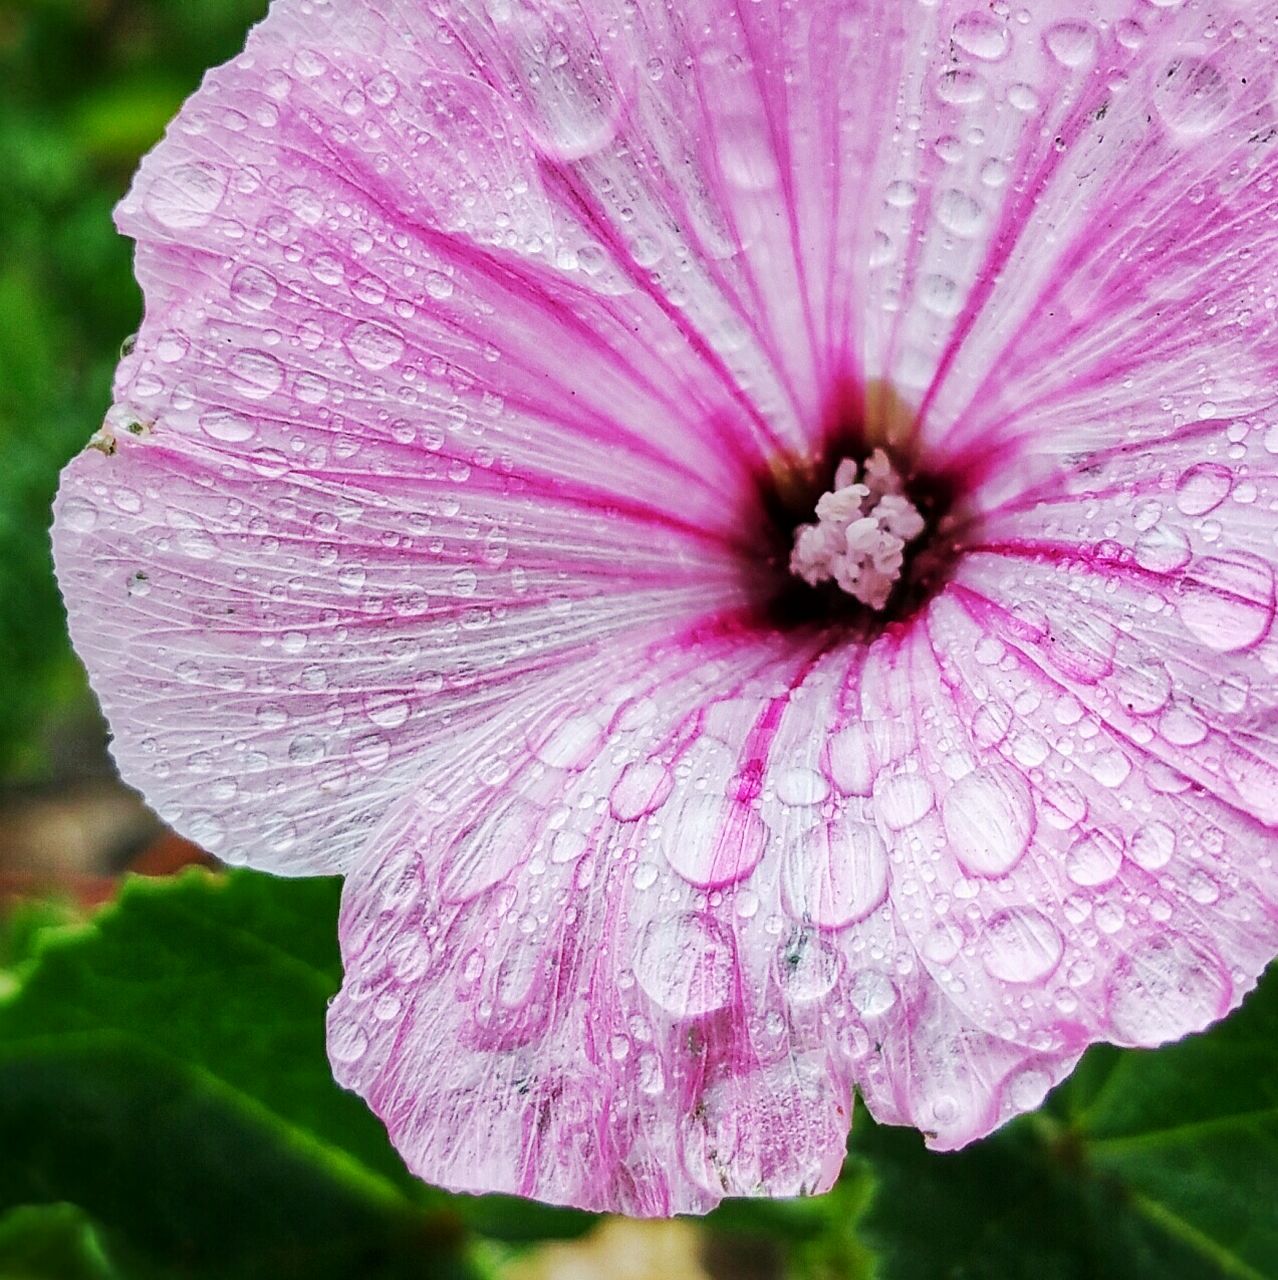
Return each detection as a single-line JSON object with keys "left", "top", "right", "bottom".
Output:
{"left": 788, "top": 449, "right": 926, "bottom": 610}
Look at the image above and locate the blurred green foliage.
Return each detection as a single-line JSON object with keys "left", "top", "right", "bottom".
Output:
{"left": 0, "top": 0, "right": 267, "bottom": 778}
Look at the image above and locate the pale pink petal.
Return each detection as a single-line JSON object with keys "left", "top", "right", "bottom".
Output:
{"left": 52, "top": 0, "right": 1278, "bottom": 1214}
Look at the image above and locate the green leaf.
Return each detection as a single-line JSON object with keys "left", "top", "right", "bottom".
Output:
{"left": 0, "top": 869, "right": 475, "bottom": 1280}
{"left": 853, "top": 963, "right": 1278, "bottom": 1279}
{"left": 0, "top": 1203, "right": 122, "bottom": 1280}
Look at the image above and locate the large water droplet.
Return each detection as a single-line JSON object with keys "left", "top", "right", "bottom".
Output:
{"left": 1177, "top": 553, "right": 1275, "bottom": 652}
{"left": 781, "top": 819, "right": 888, "bottom": 928}
{"left": 1066, "top": 828, "right": 1124, "bottom": 887}
{"left": 942, "top": 765, "right": 1035, "bottom": 877}
{"left": 230, "top": 350, "right": 284, "bottom": 400}
{"left": 229, "top": 265, "right": 279, "bottom": 312}
{"left": 1044, "top": 20, "right": 1098, "bottom": 68}
{"left": 145, "top": 162, "right": 227, "bottom": 228}
{"left": 634, "top": 913, "right": 735, "bottom": 1016}
{"left": 981, "top": 907, "right": 1064, "bottom": 983}
{"left": 1127, "top": 821, "right": 1176, "bottom": 871}
{"left": 775, "top": 931, "right": 842, "bottom": 1003}
{"left": 661, "top": 792, "right": 768, "bottom": 889}
{"left": 346, "top": 320, "right": 404, "bottom": 371}
{"left": 60, "top": 496, "right": 98, "bottom": 533}
{"left": 610, "top": 759, "right": 673, "bottom": 821}
{"left": 1152, "top": 58, "right": 1230, "bottom": 138}
{"left": 1175, "top": 462, "right": 1233, "bottom": 516}
{"left": 439, "top": 800, "right": 539, "bottom": 903}
{"left": 951, "top": 11, "right": 1008, "bottom": 60}
{"left": 873, "top": 770, "right": 934, "bottom": 830}
{"left": 1107, "top": 936, "right": 1229, "bottom": 1044}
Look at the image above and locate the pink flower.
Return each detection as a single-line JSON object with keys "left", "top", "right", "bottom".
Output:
{"left": 53, "top": 0, "right": 1278, "bottom": 1215}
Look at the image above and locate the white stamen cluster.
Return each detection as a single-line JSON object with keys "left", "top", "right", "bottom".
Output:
{"left": 788, "top": 448, "right": 926, "bottom": 610}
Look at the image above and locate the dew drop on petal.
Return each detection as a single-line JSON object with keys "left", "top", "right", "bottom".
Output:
{"left": 941, "top": 765, "right": 1034, "bottom": 876}
{"left": 1043, "top": 21, "right": 1097, "bottom": 68}
{"left": 775, "top": 932, "right": 842, "bottom": 1003}
{"left": 145, "top": 161, "right": 227, "bottom": 228}
{"left": 1107, "top": 937, "right": 1230, "bottom": 1045}
{"left": 1175, "top": 462, "right": 1233, "bottom": 516}
{"left": 1111, "top": 660, "right": 1172, "bottom": 716}
{"left": 1127, "top": 821, "right": 1176, "bottom": 871}
{"left": 610, "top": 759, "right": 673, "bottom": 821}
{"left": 951, "top": 11, "right": 1008, "bottom": 60}
{"left": 439, "top": 800, "right": 539, "bottom": 903}
{"left": 634, "top": 913, "right": 735, "bottom": 1016}
{"left": 60, "top": 497, "right": 98, "bottom": 533}
{"left": 848, "top": 967, "right": 898, "bottom": 1018}
{"left": 230, "top": 350, "right": 284, "bottom": 399}
{"left": 873, "top": 770, "right": 934, "bottom": 830}
{"left": 345, "top": 320, "right": 405, "bottom": 371}
{"left": 229, "top": 265, "right": 279, "bottom": 312}
{"left": 981, "top": 907, "right": 1064, "bottom": 983}
{"left": 199, "top": 410, "right": 255, "bottom": 443}
{"left": 660, "top": 793, "right": 768, "bottom": 888}
{"left": 1066, "top": 828, "right": 1124, "bottom": 887}
{"left": 1177, "top": 554, "right": 1275, "bottom": 652}
{"left": 1134, "top": 525, "right": 1192, "bottom": 573}
{"left": 781, "top": 819, "right": 888, "bottom": 928}
{"left": 1152, "top": 58, "right": 1231, "bottom": 138}
{"left": 329, "top": 1020, "right": 369, "bottom": 1065}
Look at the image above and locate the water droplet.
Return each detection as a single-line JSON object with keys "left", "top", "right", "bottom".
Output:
{"left": 775, "top": 766, "right": 829, "bottom": 807}
{"left": 873, "top": 770, "right": 934, "bottom": 830}
{"left": 1044, "top": 21, "right": 1097, "bottom": 68}
{"left": 936, "top": 69, "right": 987, "bottom": 106}
{"left": 776, "top": 931, "right": 842, "bottom": 1003}
{"left": 609, "top": 759, "right": 673, "bottom": 822}
{"left": 1152, "top": 58, "right": 1230, "bottom": 138}
{"left": 531, "top": 712, "right": 603, "bottom": 770}
{"left": 1066, "top": 828, "right": 1124, "bottom": 887}
{"left": 1107, "top": 936, "right": 1229, "bottom": 1044}
{"left": 1127, "top": 821, "right": 1176, "bottom": 871}
{"left": 942, "top": 765, "right": 1035, "bottom": 877}
{"left": 199, "top": 410, "right": 255, "bottom": 443}
{"left": 849, "top": 967, "right": 898, "bottom": 1018}
{"left": 1175, "top": 462, "right": 1233, "bottom": 516}
{"left": 782, "top": 819, "right": 888, "bottom": 928}
{"left": 660, "top": 793, "right": 767, "bottom": 888}
{"left": 951, "top": 11, "right": 1008, "bottom": 60}
{"left": 60, "top": 496, "right": 98, "bottom": 533}
{"left": 330, "top": 1020, "right": 369, "bottom": 1064}
{"left": 634, "top": 913, "right": 735, "bottom": 1016}
{"left": 1177, "top": 553, "right": 1274, "bottom": 652}
{"left": 145, "top": 162, "right": 227, "bottom": 228}
{"left": 345, "top": 321, "right": 405, "bottom": 371}
{"left": 440, "top": 800, "right": 539, "bottom": 903}
{"left": 230, "top": 349, "right": 284, "bottom": 400}
{"left": 365, "top": 694, "right": 409, "bottom": 728}
{"left": 981, "top": 907, "right": 1064, "bottom": 983}
{"left": 425, "top": 272, "right": 455, "bottom": 301}
{"left": 936, "top": 189, "right": 985, "bottom": 237}
{"left": 229, "top": 265, "right": 278, "bottom": 312}
{"left": 288, "top": 734, "right": 325, "bottom": 765}
{"left": 1134, "top": 524, "right": 1192, "bottom": 573}
{"left": 1111, "top": 660, "right": 1172, "bottom": 716}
